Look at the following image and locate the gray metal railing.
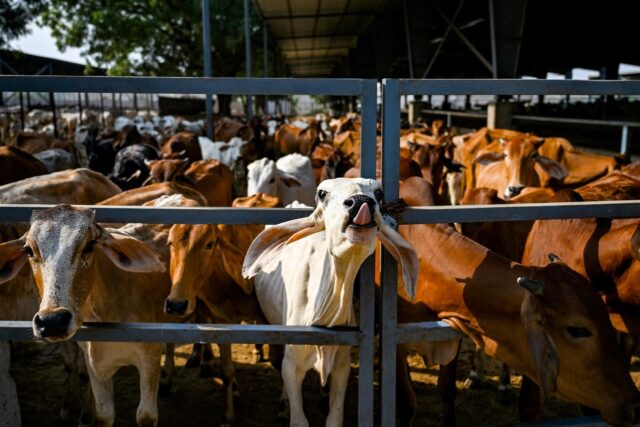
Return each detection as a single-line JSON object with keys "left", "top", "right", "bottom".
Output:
{"left": 2, "top": 76, "right": 640, "bottom": 425}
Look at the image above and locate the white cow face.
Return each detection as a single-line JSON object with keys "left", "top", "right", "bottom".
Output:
{"left": 247, "top": 157, "right": 301, "bottom": 198}
{"left": 0, "top": 205, "right": 165, "bottom": 342}
{"left": 243, "top": 178, "right": 418, "bottom": 298}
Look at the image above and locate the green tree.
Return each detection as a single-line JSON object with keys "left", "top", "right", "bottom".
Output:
{"left": 0, "top": 0, "right": 45, "bottom": 47}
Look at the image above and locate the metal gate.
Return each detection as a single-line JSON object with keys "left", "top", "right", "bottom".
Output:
{"left": 2, "top": 75, "right": 640, "bottom": 425}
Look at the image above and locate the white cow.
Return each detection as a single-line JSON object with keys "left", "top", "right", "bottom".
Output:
{"left": 199, "top": 136, "right": 248, "bottom": 170}
{"left": 247, "top": 154, "right": 316, "bottom": 206}
{"left": 243, "top": 178, "right": 418, "bottom": 427}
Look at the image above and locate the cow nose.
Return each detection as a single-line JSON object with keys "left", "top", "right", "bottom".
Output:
{"left": 34, "top": 310, "right": 73, "bottom": 338}
{"left": 165, "top": 299, "right": 189, "bottom": 316}
{"left": 345, "top": 195, "right": 376, "bottom": 225}
{"left": 506, "top": 186, "right": 523, "bottom": 197}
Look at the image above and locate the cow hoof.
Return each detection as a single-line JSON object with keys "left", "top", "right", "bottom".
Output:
{"left": 159, "top": 381, "right": 172, "bottom": 397}
{"left": 278, "top": 400, "right": 290, "bottom": 421}
{"left": 199, "top": 364, "right": 214, "bottom": 378}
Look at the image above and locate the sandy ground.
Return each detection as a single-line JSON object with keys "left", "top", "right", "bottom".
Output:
{"left": 9, "top": 338, "right": 640, "bottom": 426}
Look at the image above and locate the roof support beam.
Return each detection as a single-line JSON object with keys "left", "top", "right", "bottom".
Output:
{"left": 422, "top": 0, "right": 465, "bottom": 78}
{"left": 264, "top": 11, "right": 375, "bottom": 21}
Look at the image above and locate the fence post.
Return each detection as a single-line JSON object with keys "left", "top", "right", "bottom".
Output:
{"left": 202, "top": 0, "right": 214, "bottom": 139}
{"left": 48, "top": 64, "right": 58, "bottom": 138}
{"left": 620, "top": 125, "right": 629, "bottom": 155}
{"left": 19, "top": 92, "right": 25, "bottom": 131}
{"left": 380, "top": 79, "right": 400, "bottom": 426}
{"left": 244, "top": 0, "right": 253, "bottom": 119}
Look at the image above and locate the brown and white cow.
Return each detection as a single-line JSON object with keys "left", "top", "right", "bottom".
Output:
{"left": 0, "top": 196, "right": 196, "bottom": 426}
{"left": 394, "top": 177, "right": 639, "bottom": 426}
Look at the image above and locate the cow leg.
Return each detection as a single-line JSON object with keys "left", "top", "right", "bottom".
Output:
{"left": 0, "top": 341, "right": 20, "bottom": 427}
{"left": 135, "top": 349, "right": 161, "bottom": 427}
{"left": 326, "top": 346, "right": 351, "bottom": 427}
{"left": 160, "top": 343, "right": 175, "bottom": 396}
{"left": 252, "top": 343, "right": 266, "bottom": 364}
{"left": 59, "top": 342, "right": 91, "bottom": 422}
{"left": 86, "top": 368, "right": 116, "bottom": 427}
{"left": 185, "top": 343, "right": 203, "bottom": 368}
{"left": 498, "top": 363, "right": 512, "bottom": 402}
{"left": 219, "top": 343, "right": 239, "bottom": 426}
{"left": 518, "top": 375, "right": 543, "bottom": 423}
{"left": 396, "top": 347, "right": 417, "bottom": 427}
{"left": 200, "top": 342, "right": 215, "bottom": 378}
{"left": 437, "top": 347, "right": 460, "bottom": 427}
{"left": 281, "top": 346, "right": 309, "bottom": 427}
{"left": 464, "top": 349, "right": 486, "bottom": 389}
{"left": 268, "top": 344, "right": 290, "bottom": 420}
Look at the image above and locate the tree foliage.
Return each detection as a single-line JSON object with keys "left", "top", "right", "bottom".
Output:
{"left": 0, "top": 0, "right": 45, "bottom": 47}
{"left": 41, "top": 0, "right": 263, "bottom": 77}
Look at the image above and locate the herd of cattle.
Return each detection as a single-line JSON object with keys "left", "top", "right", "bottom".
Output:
{"left": 0, "top": 109, "right": 639, "bottom": 427}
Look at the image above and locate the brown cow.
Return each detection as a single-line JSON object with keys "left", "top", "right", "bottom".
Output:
{"left": 98, "top": 181, "right": 207, "bottom": 207}
{"left": 310, "top": 142, "right": 354, "bottom": 184}
{"left": 161, "top": 132, "right": 203, "bottom": 163}
{"left": 144, "top": 159, "right": 233, "bottom": 206}
{"left": 275, "top": 121, "right": 326, "bottom": 156}
{"left": 8, "top": 131, "right": 76, "bottom": 157}
{"left": 0, "top": 146, "right": 48, "bottom": 185}
{"left": 394, "top": 177, "right": 639, "bottom": 426}
{"left": 164, "top": 193, "right": 278, "bottom": 425}
{"left": 474, "top": 137, "right": 567, "bottom": 199}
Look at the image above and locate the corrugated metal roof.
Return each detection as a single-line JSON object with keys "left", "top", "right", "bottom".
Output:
{"left": 254, "top": 0, "right": 390, "bottom": 76}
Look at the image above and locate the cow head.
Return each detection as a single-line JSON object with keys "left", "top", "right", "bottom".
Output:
{"left": 0, "top": 205, "right": 165, "bottom": 341}
{"left": 474, "top": 138, "right": 567, "bottom": 199}
{"left": 247, "top": 157, "right": 302, "bottom": 197}
{"left": 243, "top": 178, "right": 418, "bottom": 299}
{"left": 516, "top": 258, "right": 640, "bottom": 425}
{"left": 143, "top": 158, "right": 190, "bottom": 185}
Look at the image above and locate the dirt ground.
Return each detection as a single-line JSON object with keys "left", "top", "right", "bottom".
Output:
{"left": 9, "top": 338, "right": 640, "bottom": 426}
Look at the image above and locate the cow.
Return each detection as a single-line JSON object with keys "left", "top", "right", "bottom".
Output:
{"left": 98, "top": 181, "right": 207, "bottom": 208}
{"left": 107, "top": 144, "right": 161, "bottom": 190}
{"left": 161, "top": 132, "right": 203, "bottom": 163}
{"left": 332, "top": 130, "right": 360, "bottom": 160}
{"left": 474, "top": 137, "right": 567, "bottom": 199}
{"left": 275, "top": 121, "right": 326, "bottom": 156}
{"left": 199, "top": 137, "right": 248, "bottom": 171}
{"left": 0, "top": 146, "right": 48, "bottom": 185}
{"left": 310, "top": 142, "right": 354, "bottom": 184}
{"left": 143, "top": 159, "right": 233, "bottom": 207}
{"left": 247, "top": 154, "right": 316, "bottom": 206}
{"left": 0, "top": 168, "right": 121, "bottom": 424}
{"left": 8, "top": 131, "right": 77, "bottom": 158}
{"left": 0, "top": 196, "right": 195, "bottom": 426}
{"left": 242, "top": 178, "right": 417, "bottom": 427}
{"left": 394, "top": 176, "right": 639, "bottom": 426}
{"left": 164, "top": 195, "right": 274, "bottom": 424}
{"left": 34, "top": 148, "right": 79, "bottom": 172}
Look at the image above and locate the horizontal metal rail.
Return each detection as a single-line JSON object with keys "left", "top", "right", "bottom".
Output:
{"left": 0, "top": 321, "right": 360, "bottom": 345}
{"left": 3, "top": 201, "right": 640, "bottom": 225}
{"left": 0, "top": 76, "right": 367, "bottom": 96}
{"left": 398, "top": 79, "right": 640, "bottom": 95}
{"left": 396, "top": 321, "right": 465, "bottom": 343}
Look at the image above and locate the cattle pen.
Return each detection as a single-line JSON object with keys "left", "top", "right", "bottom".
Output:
{"left": 1, "top": 75, "right": 640, "bottom": 426}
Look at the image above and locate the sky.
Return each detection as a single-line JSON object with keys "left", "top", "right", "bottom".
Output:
{"left": 11, "top": 22, "right": 640, "bottom": 78}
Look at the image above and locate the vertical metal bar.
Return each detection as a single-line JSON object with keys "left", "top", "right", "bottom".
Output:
{"left": 202, "top": 0, "right": 214, "bottom": 139}
{"left": 112, "top": 93, "right": 116, "bottom": 112}
{"left": 488, "top": 0, "right": 498, "bottom": 78}
{"left": 357, "top": 79, "right": 378, "bottom": 427}
{"left": 263, "top": 21, "right": 268, "bottom": 114}
{"left": 100, "top": 93, "right": 105, "bottom": 127}
{"left": 380, "top": 79, "right": 400, "bottom": 426}
{"left": 244, "top": 0, "right": 253, "bottom": 119}
{"left": 402, "top": 0, "right": 414, "bottom": 79}
{"left": 78, "top": 92, "right": 83, "bottom": 125}
{"left": 621, "top": 125, "right": 629, "bottom": 155}
{"left": 19, "top": 92, "right": 25, "bottom": 131}
{"left": 133, "top": 92, "right": 138, "bottom": 112}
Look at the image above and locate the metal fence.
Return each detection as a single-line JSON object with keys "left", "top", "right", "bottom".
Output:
{"left": 2, "top": 76, "right": 640, "bottom": 425}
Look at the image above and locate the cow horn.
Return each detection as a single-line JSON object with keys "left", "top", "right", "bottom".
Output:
{"left": 176, "top": 150, "right": 187, "bottom": 156}
{"left": 144, "top": 159, "right": 153, "bottom": 167}
{"left": 517, "top": 277, "right": 545, "bottom": 296}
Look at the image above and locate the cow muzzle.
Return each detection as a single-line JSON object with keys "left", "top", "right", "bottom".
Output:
{"left": 165, "top": 298, "right": 190, "bottom": 316}
{"left": 505, "top": 185, "right": 524, "bottom": 199}
{"left": 33, "top": 309, "right": 74, "bottom": 341}
{"left": 344, "top": 195, "right": 377, "bottom": 244}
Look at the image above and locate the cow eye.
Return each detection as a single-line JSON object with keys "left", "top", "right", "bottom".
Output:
{"left": 206, "top": 241, "right": 214, "bottom": 250}
{"left": 374, "top": 189, "right": 384, "bottom": 202}
{"left": 317, "top": 189, "right": 327, "bottom": 201}
{"left": 22, "top": 246, "right": 34, "bottom": 257}
{"left": 83, "top": 240, "right": 97, "bottom": 255}
{"left": 269, "top": 178, "right": 275, "bottom": 184}
{"left": 566, "top": 326, "right": 592, "bottom": 338}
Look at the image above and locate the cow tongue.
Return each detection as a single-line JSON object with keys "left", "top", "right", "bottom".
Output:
{"left": 353, "top": 203, "right": 372, "bottom": 225}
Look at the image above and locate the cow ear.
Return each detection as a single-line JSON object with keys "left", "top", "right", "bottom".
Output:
{"left": 535, "top": 156, "right": 567, "bottom": 181}
{"left": 242, "top": 209, "right": 324, "bottom": 279}
{"left": 377, "top": 218, "right": 419, "bottom": 300}
{"left": 217, "top": 234, "right": 254, "bottom": 294}
{"left": 473, "top": 151, "right": 505, "bottom": 166}
{"left": 96, "top": 226, "right": 166, "bottom": 273}
{"left": 518, "top": 277, "right": 559, "bottom": 398}
{"left": 0, "top": 236, "right": 29, "bottom": 284}
{"left": 280, "top": 172, "right": 302, "bottom": 187}
{"left": 533, "top": 138, "right": 545, "bottom": 149}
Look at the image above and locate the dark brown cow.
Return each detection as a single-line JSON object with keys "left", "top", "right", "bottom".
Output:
{"left": 161, "top": 132, "right": 203, "bottom": 163}
{"left": 0, "top": 146, "right": 48, "bottom": 185}
{"left": 393, "top": 177, "right": 639, "bottom": 426}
